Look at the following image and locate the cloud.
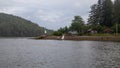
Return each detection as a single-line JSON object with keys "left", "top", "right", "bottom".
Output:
{"left": 0, "top": 0, "right": 97, "bottom": 30}
{"left": 0, "top": 7, "right": 27, "bottom": 14}
{"left": 35, "top": 10, "right": 63, "bottom": 23}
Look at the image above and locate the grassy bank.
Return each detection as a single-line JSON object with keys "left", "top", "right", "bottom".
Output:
{"left": 34, "top": 35, "right": 120, "bottom": 42}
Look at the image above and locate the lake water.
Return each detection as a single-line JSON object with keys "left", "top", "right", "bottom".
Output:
{"left": 0, "top": 38, "right": 120, "bottom": 68}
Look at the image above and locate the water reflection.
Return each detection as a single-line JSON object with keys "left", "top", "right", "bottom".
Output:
{"left": 0, "top": 38, "right": 120, "bottom": 68}
{"left": 91, "top": 42, "right": 120, "bottom": 68}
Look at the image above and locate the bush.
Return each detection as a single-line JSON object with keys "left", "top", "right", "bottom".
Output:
{"left": 53, "top": 31, "right": 62, "bottom": 36}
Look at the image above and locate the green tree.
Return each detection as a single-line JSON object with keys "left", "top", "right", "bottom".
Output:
{"left": 88, "top": 0, "right": 104, "bottom": 26}
{"left": 63, "top": 26, "right": 69, "bottom": 33}
{"left": 113, "top": 0, "right": 120, "bottom": 24}
{"left": 88, "top": 0, "right": 113, "bottom": 27}
{"left": 53, "top": 26, "right": 69, "bottom": 36}
{"left": 88, "top": 4, "right": 99, "bottom": 25}
{"left": 70, "top": 16, "right": 85, "bottom": 34}
{"left": 101, "top": 0, "right": 113, "bottom": 27}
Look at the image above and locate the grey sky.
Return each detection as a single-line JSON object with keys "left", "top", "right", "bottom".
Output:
{"left": 0, "top": 0, "right": 98, "bottom": 30}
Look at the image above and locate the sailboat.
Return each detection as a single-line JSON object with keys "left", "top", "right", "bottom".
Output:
{"left": 44, "top": 30, "right": 47, "bottom": 34}
{"left": 61, "top": 34, "right": 65, "bottom": 40}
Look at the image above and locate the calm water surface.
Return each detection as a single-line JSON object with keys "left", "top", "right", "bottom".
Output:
{"left": 0, "top": 38, "right": 120, "bottom": 68}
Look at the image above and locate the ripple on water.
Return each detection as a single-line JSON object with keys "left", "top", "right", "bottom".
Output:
{"left": 0, "top": 38, "right": 120, "bottom": 68}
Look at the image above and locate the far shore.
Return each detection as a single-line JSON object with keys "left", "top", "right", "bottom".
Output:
{"left": 34, "top": 36, "right": 120, "bottom": 42}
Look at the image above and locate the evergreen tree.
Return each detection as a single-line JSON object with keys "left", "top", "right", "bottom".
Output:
{"left": 88, "top": 0, "right": 113, "bottom": 27}
{"left": 114, "top": 0, "right": 120, "bottom": 24}
{"left": 102, "top": 0, "right": 113, "bottom": 27}
{"left": 88, "top": 0, "right": 104, "bottom": 26}
{"left": 97, "top": 0, "right": 104, "bottom": 25}
{"left": 88, "top": 4, "right": 99, "bottom": 25}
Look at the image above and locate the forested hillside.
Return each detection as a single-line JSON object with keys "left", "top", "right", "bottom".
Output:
{"left": 0, "top": 13, "right": 53, "bottom": 37}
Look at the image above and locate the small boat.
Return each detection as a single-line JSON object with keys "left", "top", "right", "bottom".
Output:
{"left": 44, "top": 30, "right": 47, "bottom": 34}
{"left": 61, "top": 35, "right": 65, "bottom": 40}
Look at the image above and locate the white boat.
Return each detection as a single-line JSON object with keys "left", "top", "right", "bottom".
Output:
{"left": 44, "top": 30, "right": 47, "bottom": 34}
{"left": 61, "top": 35, "right": 65, "bottom": 40}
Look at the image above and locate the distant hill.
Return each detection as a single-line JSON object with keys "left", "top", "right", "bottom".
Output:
{"left": 0, "top": 13, "right": 53, "bottom": 37}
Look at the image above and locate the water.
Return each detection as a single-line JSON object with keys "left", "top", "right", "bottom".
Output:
{"left": 0, "top": 38, "right": 120, "bottom": 68}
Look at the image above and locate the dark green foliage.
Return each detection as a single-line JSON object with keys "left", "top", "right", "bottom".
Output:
{"left": 53, "top": 16, "right": 85, "bottom": 36}
{"left": 70, "top": 16, "right": 85, "bottom": 34}
{"left": 53, "top": 31, "right": 63, "bottom": 36}
{"left": 0, "top": 13, "right": 53, "bottom": 37}
{"left": 88, "top": 4, "right": 99, "bottom": 25}
{"left": 88, "top": 0, "right": 120, "bottom": 33}
{"left": 88, "top": 0, "right": 113, "bottom": 27}
{"left": 113, "top": 0, "right": 120, "bottom": 24}
{"left": 102, "top": 0, "right": 113, "bottom": 27}
{"left": 89, "top": 25, "right": 103, "bottom": 33}
{"left": 112, "top": 24, "right": 120, "bottom": 33}
{"left": 53, "top": 26, "right": 69, "bottom": 36}
{"left": 63, "top": 26, "right": 69, "bottom": 33}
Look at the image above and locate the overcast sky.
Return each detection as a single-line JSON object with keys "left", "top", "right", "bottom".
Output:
{"left": 0, "top": 0, "right": 98, "bottom": 30}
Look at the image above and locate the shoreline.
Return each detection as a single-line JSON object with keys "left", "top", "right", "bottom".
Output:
{"left": 34, "top": 36, "right": 120, "bottom": 42}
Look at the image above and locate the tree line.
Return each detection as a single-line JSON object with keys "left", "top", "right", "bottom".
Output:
{"left": 88, "top": 0, "right": 120, "bottom": 32}
{"left": 53, "top": 0, "right": 120, "bottom": 36}
{"left": 53, "top": 16, "right": 85, "bottom": 36}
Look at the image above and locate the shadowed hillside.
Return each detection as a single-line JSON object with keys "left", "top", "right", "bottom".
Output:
{"left": 0, "top": 13, "right": 53, "bottom": 37}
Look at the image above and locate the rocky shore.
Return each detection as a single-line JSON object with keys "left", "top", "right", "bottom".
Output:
{"left": 34, "top": 36, "right": 120, "bottom": 42}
